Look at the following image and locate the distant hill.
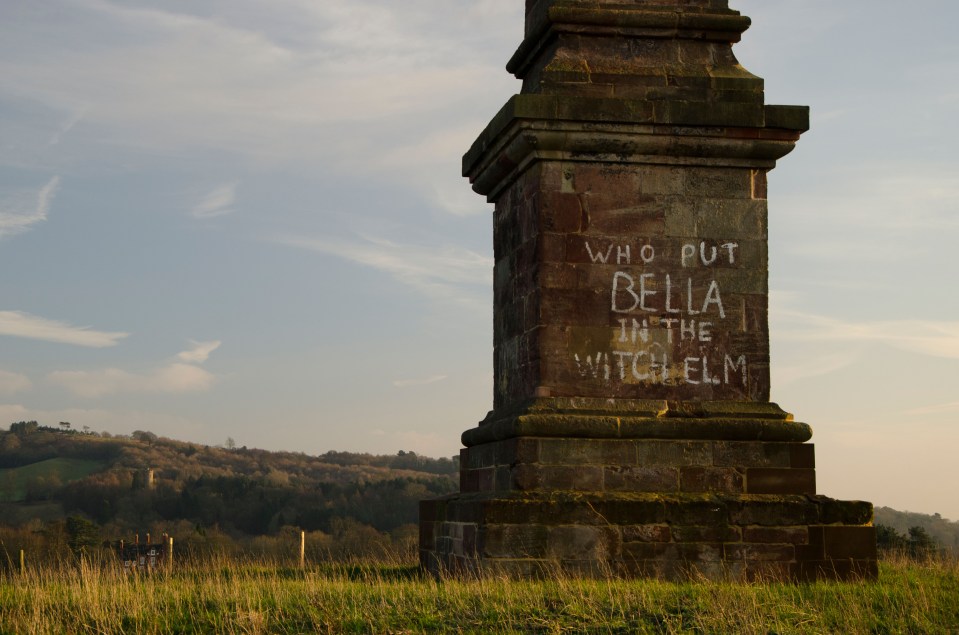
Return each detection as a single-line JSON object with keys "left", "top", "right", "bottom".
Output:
{"left": 0, "top": 422, "right": 458, "bottom": 550}
{"left": 874, "top": 506, "right": 959, "bottom": 552}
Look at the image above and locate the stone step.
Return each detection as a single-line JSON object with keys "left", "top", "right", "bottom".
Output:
{"left": 420, "top": 491, "right": 876, "bottom": 581}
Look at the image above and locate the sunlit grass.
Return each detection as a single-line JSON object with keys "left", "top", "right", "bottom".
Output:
{"left": 0, "top": 553, "right": 957, "bottom": 634}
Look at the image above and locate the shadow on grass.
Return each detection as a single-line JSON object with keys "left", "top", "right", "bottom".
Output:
{"left": 309, "top": 562, "right": 422, "bottom": 582}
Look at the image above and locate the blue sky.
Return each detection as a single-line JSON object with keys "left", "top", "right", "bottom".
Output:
{"left": 1, "top": 0, "right": 958, "bottom": 520}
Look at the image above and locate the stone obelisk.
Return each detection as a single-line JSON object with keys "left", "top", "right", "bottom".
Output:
{"left": 420, "top": 0, "right": 877, "bottom": 580}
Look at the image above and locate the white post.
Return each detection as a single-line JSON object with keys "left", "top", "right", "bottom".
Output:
{"left": 300, "top": 531, "right": 305, "bottom": 569}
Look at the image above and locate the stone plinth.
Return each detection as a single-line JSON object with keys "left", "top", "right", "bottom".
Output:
{"left": 421, "top": 493, "right": 876, "bottom": 580}
{"left": 420, "top": 0, "right": 877, "bottom": 580}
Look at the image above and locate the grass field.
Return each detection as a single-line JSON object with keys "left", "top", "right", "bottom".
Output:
{"left": 0, "top": 553, "right": 957, "bottom": 634}
{"left": 0, "top": 458, "right": 107, "bottom": 502}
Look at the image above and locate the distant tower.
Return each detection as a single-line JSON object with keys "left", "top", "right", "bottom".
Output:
{"left": 133, "top": 467, "right": 155, "bottom": 490}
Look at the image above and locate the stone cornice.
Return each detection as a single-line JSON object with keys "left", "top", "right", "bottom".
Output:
{"left": 463, "top": 94, "right": 808, "bottom": 199}
{"left": 462, "top": 398, "right": 809, "bottom": 447}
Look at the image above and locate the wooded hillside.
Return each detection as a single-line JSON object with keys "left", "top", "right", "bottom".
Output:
{"left": 874, "top": 506, "right": 959, "bottom": 552}
{"left": 0, "top": 422, "right": 457, "bottom": 559}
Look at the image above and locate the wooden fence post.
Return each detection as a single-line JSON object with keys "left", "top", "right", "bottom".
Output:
{"left": 300, "top": 531, "right": 305, "bottom": 569}
{"left": 167, "top": 536, "right": 174, "bottom": 569}
{"left": 19, "top": 549, "right": 24, "bottom": 576}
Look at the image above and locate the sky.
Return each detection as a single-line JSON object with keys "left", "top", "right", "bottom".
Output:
{"left": 1, "top": 0, "right": 957, "bottom": 520}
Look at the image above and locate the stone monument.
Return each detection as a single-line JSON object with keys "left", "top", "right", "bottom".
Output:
{"left": 420, "top": 0, "right": 877, "bottom": 580}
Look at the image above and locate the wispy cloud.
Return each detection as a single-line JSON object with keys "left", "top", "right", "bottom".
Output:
{"left": 192, "top": 181, "right": 238, "bottom": 218}
{"left": 375, "top": 122, "right": 493, "bottom": 216}
{"left": 47, "top": 338, "right": 220, "bottom": 398}
{"left": 778, "top": 164, "right": 959, "bottom": 236}
{"left": 773, "top": 349, "right": 863, "bottom": 386}
{"left": 0, "top": 0, "right": 516, "bottom": 167}
{"left": 48, "top": 110, "right": 85, "bottom": 146}
{"left": 276, "top": 233, "right": 492, "bottom": 302}
{"left": 392, "top": 374, "right": 447, "bottom": 388}
{"left": 48, "top": 363, "right": 215, "bottom": 398}
{"left": 0, "top": 176, "right": 61, "bottom": 239}
{"left": 904, "top": 401, "right": 959, "bottom": 416}
{"left": 860, "top": 171, "right": 959, "bottom": 231}
{"left": 773, "top": 306, "right": 959, "bottom": 360}
{"left": 177, "top": 340, "right": 222, "bottom": 363}
{"left": 0, "top": 370, "right": 32, "bottom": 395}
{"left": 0, "top": 310, "right": 128, "bottom": 348}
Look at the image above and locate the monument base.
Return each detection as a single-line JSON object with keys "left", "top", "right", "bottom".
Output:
{"left": 420, "top": 491, "right": 877, "bottom": 581}
{"left": 420, "top": 400, "right": 877, "bottom": 581}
